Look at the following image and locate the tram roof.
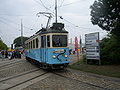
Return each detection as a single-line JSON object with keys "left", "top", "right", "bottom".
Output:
{"left": 26, "top": 23, "right": 68, "bottom": 42}
{"left": 36, "top": 23, "right": 68, "bottom": 34}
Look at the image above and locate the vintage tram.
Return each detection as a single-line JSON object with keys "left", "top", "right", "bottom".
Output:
{"left": 24, "top": 23, "right": 70, "bottom": 69}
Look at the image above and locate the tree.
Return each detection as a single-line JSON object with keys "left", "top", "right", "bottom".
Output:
{"left": 90, "top": 0, "right": 120, "bottom": 40}
{"left": 13, "top": 36, "right": 29, "bottom": 47}
{"left": 90, "top": 0, "right": 120, "bottom": 64}
{"left": 0, "top": 39, "right": 8, "bottom": 50}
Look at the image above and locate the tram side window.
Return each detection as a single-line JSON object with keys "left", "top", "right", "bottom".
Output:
{"left": 33, "top": 40, "right": 35, "bottom": 48}
{"left": 31, "top": 41, "right": 32, "bottom": 49}
{"left": 27, "top": 43, "right": 29, "bottom": 49}
{"left": 29, "top": 42, "right": 30, "bottom": 49}
{"left": 41, "top": 36, "right": 44, "bottom": 48}
{"left": 25, "top": 44, "right": 26, "bottom": 49}
{"left": 36, "top": 38, "right": 38, "bottom": 48}
{"left": 47, "top": 35, "right": 50, "bottom": 47}
{"left": 25, "top": 43, "right": 27, "bottom": 49}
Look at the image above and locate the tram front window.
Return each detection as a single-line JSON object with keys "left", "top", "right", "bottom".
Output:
{"left": 52, "top": 35, "right": 67, "bottom": 47}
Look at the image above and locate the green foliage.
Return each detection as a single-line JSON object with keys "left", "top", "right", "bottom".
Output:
{"left": 90, "top": 0, "right": 120, "bottom": 64}
{"left": 90, "top": 0, "right": 120, "bottom": 39}
{"left": 13, "top": 36, "right": 29, "bottom": 47}
{"left": 100, "top": 35, "right": 120, "bottom": 64}
{"left": 0, "top": 39, "right": 8, "bottom": 50}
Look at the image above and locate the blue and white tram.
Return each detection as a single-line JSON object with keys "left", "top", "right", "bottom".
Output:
{"left": 24, "top": 23, "right": 70, "bottom": 69}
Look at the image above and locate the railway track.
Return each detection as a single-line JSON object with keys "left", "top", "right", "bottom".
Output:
{"left": 0, "top": 59, "right": 21, "bottom": 66}
{"left": 0, "top": 69, "right": 50, "bottom": 90}
{"left": 0, "top": 58, "right": 119, "bottom": 90}
{"left": 52, "top": 69, "right": 120, "bottom": 90}
{"left": 0, "top": 60, "right": 27, "bottom": 71}
{"left": 0, "top": 68, "right": 40, "bottom": 82}
{"left": 0, "top": 60, "right": 39, "bottom": 79}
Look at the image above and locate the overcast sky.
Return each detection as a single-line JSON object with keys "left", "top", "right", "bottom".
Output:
{"left": 0, "top": 0, "right": 107, "bottom": 47}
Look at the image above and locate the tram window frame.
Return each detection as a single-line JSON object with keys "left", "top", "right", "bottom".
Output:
{"left": 33, "top": 39, "right": 35, "bottom": 48}
{"left": 47, "top": 35, "right": 50, "bottom": 47}
{"left": 36, "top": 38, "right": 38, "bottom": 48}
{"left": 52, "top": 35, "right": 67, "bottom": 47}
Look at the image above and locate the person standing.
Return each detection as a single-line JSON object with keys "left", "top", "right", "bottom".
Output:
{"left": 5, "top": 50, "right": 8, "bottom": 58}
{"left": 1, "top": 50, "right": 4, "bottom": 58}
{"left": 9, "top": 51, "right": 14, "bottom": 60}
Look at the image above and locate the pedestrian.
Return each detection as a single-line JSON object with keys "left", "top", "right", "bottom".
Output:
{"left": 18, "top": 51, "right": 21, "bottom": 59}
{"left": 9, "top": 51, "right": 12, "bottom": 60}
{"left": 21, "top": 50, "right": 24, "bottom": 54}
{"left": 5, "top": 50, "right": 8, "bottom": 58}
{"left": 14, "top": 50, "right": 17, "bottom": 58}
{"left": 9, "top": 51, "right": 14, "bottom": 60}
{"left": 69, "top": 49, "right": 72, "bottom": 55}
{"left": 1, "top": 50, "right": 4, "bottom": 58}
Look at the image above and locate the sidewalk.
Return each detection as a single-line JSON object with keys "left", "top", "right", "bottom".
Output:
{"left": 69, "top": 54, "right": 83, "bottom": 65}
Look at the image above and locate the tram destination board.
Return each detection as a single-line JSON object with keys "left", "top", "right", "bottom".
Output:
{"left": 85, "top": 32, "right": 100, "bottom": 60}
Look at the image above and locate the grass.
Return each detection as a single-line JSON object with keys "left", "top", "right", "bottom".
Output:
{"left": 69, "top": 55, "right": 120, "bottom": 78}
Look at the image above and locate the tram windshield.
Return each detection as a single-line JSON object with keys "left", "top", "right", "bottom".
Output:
{"left": 52, "top": 35, "right": 67, "bottom": 47}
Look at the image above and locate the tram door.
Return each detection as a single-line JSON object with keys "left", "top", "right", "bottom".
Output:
{"left": 41, "top": 35, "right": 46, "bottom": 62}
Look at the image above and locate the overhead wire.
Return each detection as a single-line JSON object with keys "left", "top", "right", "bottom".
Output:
{"left": 58, "top": 0, "right": 82, "bottom": 8}
{"left": 0, "top": 19, "right": 13, "bottom": 43}
{"left": 55, "top": 0, "right": 82, "bottom": 9}
{"left": 0, "top": 18, "right": 25, "bottom": 40}
{"left": 33, "top": 0, "right": 101, "bottom": 31}
{"left": 59, "top": 0, "right": 65, "bottom": 8}
{"left": 0, "top": 14, "right": 35, "bottom": 17}
{"left": 0, "top": 17, "right": 31, "bottom": 30}
{"left": 59, "top": 16, "right": 105, "bottom": 31}
{"left": 33, "top": 0, "right": 55, "bottom": 17}
{"left": 33, "top": 0, "right": 42, "bottom": 6}
{"left": 38, "top": 0, "right": 55, "bottom": 14}
{"left": 0, "top": 18, "right": 19, "bottom": 30}
{"left": 39, "top": 0, "right": 49, "bottom": 10}
{"left": 30, "top": 16, "right": 39, "bottom": 31}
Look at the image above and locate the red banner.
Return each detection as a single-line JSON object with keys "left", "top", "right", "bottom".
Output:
{"left": 75, "top": 37, "right": 78, "bottom": 51}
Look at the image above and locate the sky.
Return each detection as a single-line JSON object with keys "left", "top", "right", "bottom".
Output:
{"left": 0, "top": 0, "right": 107, "bottom": 47}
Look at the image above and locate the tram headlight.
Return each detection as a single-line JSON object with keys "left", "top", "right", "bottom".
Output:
{"left": 52, "top": 55, "right": 56, "bottom": 59}
{"left": 64, "top": 55, "right": 68, "bottom": 58}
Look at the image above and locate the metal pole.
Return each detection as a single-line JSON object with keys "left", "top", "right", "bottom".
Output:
{"left": 55, "top": 0, "right": 57, "bottom": 23}
{"left": 21, "top": 19, "right": 23, "bottom": 46}
{"left": 98, "top": 32, "right": 101, "bottom": 65}
{"left": 85, "top": 34, "right": 87, "bottom": 64}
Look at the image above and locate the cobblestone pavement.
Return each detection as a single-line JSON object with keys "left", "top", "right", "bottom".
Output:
{"left": 22, "top": 68, "right": 120, "bottom": 90}
{"left": 0, "top": 57, "right": 120, "bottom": 90}
{"left": 0, "top": 58, "right": 38, "bottom": 79}
{"left": 22, "top": 74, "right": 101, "bottom": 90}
{"left": 22, "top": 69, "right": 120, "bottom": 90}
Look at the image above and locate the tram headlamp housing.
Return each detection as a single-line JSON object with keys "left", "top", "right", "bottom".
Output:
{"left": 64, "top": 55, "right": 68, "bottom": 58}
{"left": 52, "top": 55, "right": 56, "bottom": 59}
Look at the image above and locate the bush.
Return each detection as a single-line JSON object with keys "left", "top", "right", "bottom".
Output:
{"left": 100, "top": 34, "right": 120, "bottom": 64}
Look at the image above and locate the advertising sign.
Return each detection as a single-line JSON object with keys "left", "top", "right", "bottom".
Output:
{"left": 85, "top": 32, "right": 100, "bottom": 60}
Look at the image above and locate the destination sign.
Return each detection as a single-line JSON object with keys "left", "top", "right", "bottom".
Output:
{"left": 85, "top": 32, "right": 100, "bottom": 60}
